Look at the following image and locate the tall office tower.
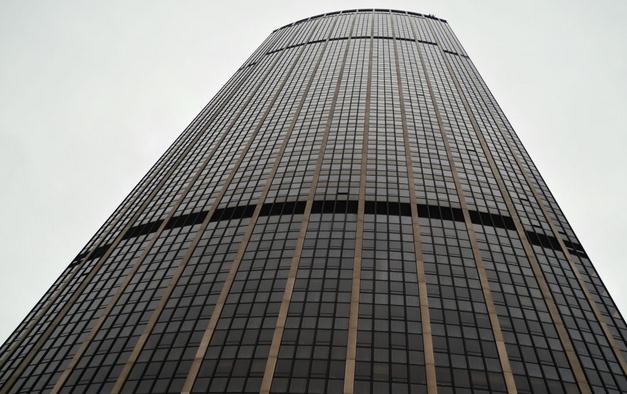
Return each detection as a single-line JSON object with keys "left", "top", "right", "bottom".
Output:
{"left": 1, "top": 9, "right": 625, "bottom": 394}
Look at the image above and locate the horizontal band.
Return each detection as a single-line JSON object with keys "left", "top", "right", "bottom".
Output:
{"left": 72, "top": 199, "right": 587, "bottom": 266}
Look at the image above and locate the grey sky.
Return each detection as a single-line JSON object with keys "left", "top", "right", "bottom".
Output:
{"left": 0, "top": 0, "right": 625, "bottom": 344}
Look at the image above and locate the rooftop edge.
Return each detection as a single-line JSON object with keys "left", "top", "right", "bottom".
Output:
{"left": 272, "top": 9, "right": 447, "bottom": 33}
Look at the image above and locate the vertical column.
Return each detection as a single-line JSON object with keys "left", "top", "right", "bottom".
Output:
{"left": 260, "top": 13, "right": 360, "bottom": 394}
{"left": 456, "top": 43, "right": 627, "bottom": 369}
{"left": 421, "top": 18, "right": 611, "bottom": 394}
{"left": 412, "top": 19, "right": 516, "bottom": 394}
{"left": 266, "top": 16, "right": 361, "bottom": 394}
{"left": 445, "top": 41, "right": 626, "bottom": 388}
{"left": 182, "top": 16, "right": 356, "bottom": 394}
{"left": 342, "top": 15, "right": 372, "bottom": 394}
{"left": 46, "top": 20, "right": 317, "bottom": 394}
{"left": 424, "top": 20, "right": 591, "bottom": 394}
{"left": 391, "top": 16, "right": 437, "bottom": 394}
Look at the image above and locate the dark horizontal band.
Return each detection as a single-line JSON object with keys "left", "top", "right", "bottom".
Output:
{"left": 241, "top": 36, "right": 467, "bottom": 71}
{"left": 265, "top": 36, "right": 439, "bottom": 56}
{"left": 72, "top": 199, "right": 587, "bottom": 266}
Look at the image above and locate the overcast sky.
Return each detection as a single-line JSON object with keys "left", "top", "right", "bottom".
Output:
{"left": 0, "top": 0, "right": 625, "bottom": 344}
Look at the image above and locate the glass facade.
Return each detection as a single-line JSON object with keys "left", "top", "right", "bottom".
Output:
{"left": 1, "top": 9, "right": 626, "bottom": 394}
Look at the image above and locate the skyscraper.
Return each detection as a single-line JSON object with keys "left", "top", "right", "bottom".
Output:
{"left": 1, "top": 8, "right": 625, "bottom": 393}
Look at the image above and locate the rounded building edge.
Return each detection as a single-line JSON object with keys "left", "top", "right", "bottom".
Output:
{"left": 272, "top": 8, "right": 447, "bottom": 33}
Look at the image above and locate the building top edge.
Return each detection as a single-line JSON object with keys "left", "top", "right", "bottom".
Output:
{"left": 272, "top": 9, "right": 447, "bottom": 33}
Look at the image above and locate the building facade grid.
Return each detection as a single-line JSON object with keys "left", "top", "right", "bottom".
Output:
{"left": 1, "top": 9, "right": 626, "bottom": 394}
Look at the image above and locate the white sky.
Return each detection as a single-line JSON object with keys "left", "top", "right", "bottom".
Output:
{"left": 0, "top": 0, "right": 625, "bottom": 344}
